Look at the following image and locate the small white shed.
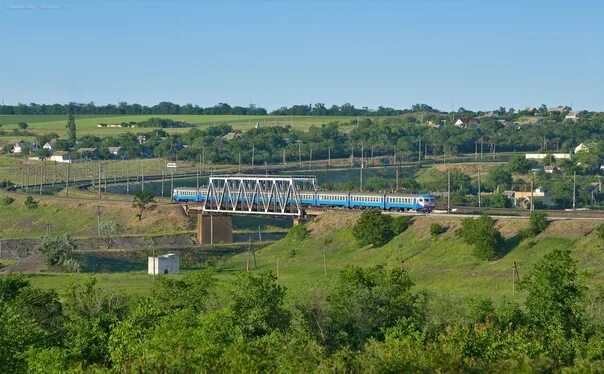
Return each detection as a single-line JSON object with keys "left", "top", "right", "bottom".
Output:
{"left": 148, "top": 253, "right": 180, "bottom": 275}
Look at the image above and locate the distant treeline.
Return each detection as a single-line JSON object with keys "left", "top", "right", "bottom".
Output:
{"left": 0, "top": 102, "right": 442, "bottom": 116}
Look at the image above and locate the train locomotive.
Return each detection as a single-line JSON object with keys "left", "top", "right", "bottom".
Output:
{"left": 173, "top": 187, "right": 436, "bottom": 212}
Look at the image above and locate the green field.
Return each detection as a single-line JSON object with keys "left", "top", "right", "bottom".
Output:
{"left": 14, "top": 213, "right": 604, "bottom": 304}
{"left": 0, "top": 114, "right": 360, "bottom": 137}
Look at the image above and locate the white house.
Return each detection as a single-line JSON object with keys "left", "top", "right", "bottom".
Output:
{"left": 11, "top": 141, "right": 29, "bottom": 154}
{"left": 148, "top": 253, "right": 180, "bottom": 275}
{"left": 565, "top": 112, "right": 581, "bottom": 122}
{"left": 544, "top": 165, "right": 558, "bottom": 174}
{"left": 574, "top": 143, "right": 589, "bottom": 153}
{"left": 49, "top": 151, "right": 72, "bottom": 163}
{"left": 108, "top": 146, "right": 122, "bottom": 156}
{"left": 43, "top": 139, "right": 58, "bottom": 151}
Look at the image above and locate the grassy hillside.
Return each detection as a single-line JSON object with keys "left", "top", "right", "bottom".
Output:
{"left": 219, "top": 212, "right": 604, "bottom": 302}
{"left": 0, "top": 114, "right": 360, "bottom": 137}
{"left": 0, "top": 192, "right": 191, "bottom": 239}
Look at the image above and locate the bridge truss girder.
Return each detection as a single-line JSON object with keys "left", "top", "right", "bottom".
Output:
{"left": 203, "top": 175, "right": 316, "bottom": 216}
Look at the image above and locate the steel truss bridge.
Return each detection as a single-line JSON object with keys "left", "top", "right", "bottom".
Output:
{"left": 202, "top": 175, "right": 317, "bottom": 216}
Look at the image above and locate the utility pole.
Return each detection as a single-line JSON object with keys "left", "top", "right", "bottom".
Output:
{"left": 238, "top": 153, "right": 242, "bottom": 173}
{"left": 418, "top": 137, "right": 422, "bottom": 163}
{"left": 530, "top": 179, "right": 534, "bottom": 212}
{"left": 447, "top": 170, "right": 451, "bottom": 213}
{"left": 171, "top": 167, "right": 174, "bottom": 197}
{"left": 478, "top": 168, "right": 481, "bottom": 208}
{"left": 322, "top": 247, "right": 328, "bottom": 278}
{"left": 96, "top": 206, "right": 101, "bottom": 237}
{"left": 98, "top": 162, "right": 102, "bottom": 199}
{"left": 196, "top": 169, "right": 199, "bottom": 189}
{"left": 298, "top": 142, "right": 302, "bottom": 168}
{"left": 309, "top": 148, "right": 312, "bottom": 171}
{"left": 65, "top": 159, "right": 70, "bottom": 197}
{"left": 282, "top": 148, "right": 286, "bottom": 166}
{"left": 126, "top": 163, "right": 130, "bottom": 195}
{"left": 141, "top": 163, "right": 144, "bottom": 192}
{"left": 573, "top": 171, "right": 577, "bottom": 211}
{"left": 394, "top": 149, "right": 399, "bottom": 192}
{"left": 246, "top": 238, "right": 251, "bottom": 271}
{"left": 512, "top": 261, "right": 519, "bottom": 295}
{"left": 251, "top": 143, "right": 255, "bottom": 169}
{"left": 327, "top": 146, "right": 331, "bottom": 168}
{"left": 161, "top": 169, "right": 165, "bottom": 197}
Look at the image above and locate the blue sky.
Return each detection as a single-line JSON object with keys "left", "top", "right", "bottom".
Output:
{"left": 1, "top": 0, "right": 602, "bottom": 111}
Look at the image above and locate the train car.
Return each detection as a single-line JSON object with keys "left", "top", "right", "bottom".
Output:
{"left": 384, "top": 193, "right": 435, "bottom": 212}
{"left": 316, "top": 191, "right": 349, "bottom": 208}
{"left": 172, "top": 187, "right": 206, "bottom": 202}
{"left": 298, "top": 191, "right": 317, "bottom": 206}
{"left": 349, "top": 192, "right": 385, "bottom": 209}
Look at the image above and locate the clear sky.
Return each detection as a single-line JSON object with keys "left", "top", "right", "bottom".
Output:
{"left": 1, "top": 0, "right": 602, "bottom": 111}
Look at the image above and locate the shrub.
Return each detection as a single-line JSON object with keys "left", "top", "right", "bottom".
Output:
{"left": 430, "top": 223, "right": 444, "bottom": 239}
{"left": 353, "top": 210, "right": 394, "bottom": 247}
{"left": 597, "top": 224, "right": 604, "bottom": 240}
{"left": 1, "top": 195, "right": 15, "bottom": 205}
{"left": 391, "top": 216, "right": 411, "bottom": 235}
{"left": 287, "top": 224, "right": 308, "bottom": 241}
{"left": 61, "top": 258, "right": 82, "bottom": 273}
{"left": 457, "top": 215, "right": 504, "bottom": 260}
{"left": 24, "top": 196, "right": 38, "bottom": 209}
{"left": 36, "top": 235, "right": 77, "bottom": 267}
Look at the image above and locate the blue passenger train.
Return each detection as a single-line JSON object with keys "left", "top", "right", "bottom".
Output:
{"left": 172, "top": 188, "right": 436, "bottom": 212}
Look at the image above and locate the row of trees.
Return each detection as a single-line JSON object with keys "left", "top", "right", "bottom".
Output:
{"left": 1, "top": 247, "right": 603, "bottom": 372}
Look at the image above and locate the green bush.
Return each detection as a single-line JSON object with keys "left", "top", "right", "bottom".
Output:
{"left": 391, "top": 216, "right": 411, "bottom": 235}
{"left": 24, "top": 196, "right": 38, "bottom": 209}
{"left": 457, "top": 215, "right": 504, "bottom": 260}
{"left": 36, "top": 235, "right": 77, "bottom": 267}
{"left": 287, "top": 224, "right": 308, "bottom": 241}
{"left": 1, "top": 195, "right": 15, "bottom": 205}
{"left": 597, "top": 224, "right": 604, "bottom": 240}
{"left": 430, "top": 223, "right": 444, "bottom": 239}
{"left": 353, "top": 209, "right": 394, "bottom": 247}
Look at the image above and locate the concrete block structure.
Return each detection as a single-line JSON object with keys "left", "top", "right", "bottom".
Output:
{"left": 197, "top": 213, "right": 233, "bottom": 245}
{"left": 148, "top": 253, "right": 180, "bottom": 275}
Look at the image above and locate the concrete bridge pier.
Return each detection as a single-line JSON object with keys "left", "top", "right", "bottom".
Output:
{"left": 197, "top": 213, "right": 233, "bottom": 245}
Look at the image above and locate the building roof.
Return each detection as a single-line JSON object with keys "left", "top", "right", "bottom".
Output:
{"left": 221, "top": 132, "right": 241, "bottom": 140}
{"left": 108, "top": 146, "right": 122, "bottom": 153}
{"left": 77, "top": 147, "right": 98, "bottom": 153}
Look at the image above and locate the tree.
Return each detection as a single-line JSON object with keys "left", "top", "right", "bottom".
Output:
{"left": 36, "top": 234, "right": 77, "bottom": 267}
{"left": 66, "top": 112, "right": 76, "bottom": 145}
{"left": 521, "top": 249, "right": 586, "bottom": 337}
{"left": 17, "top": 122, "right": 28, "bottom": 130}
{"left": 326, "top": 266, "right": 420, "bottom": 348}
{"left": 24, "top": 195, "right": 38, "bottom": 209}
{"left": 507, "top": 154, "right": 533, "bottom": 174}
{"left": 353, "top": 209, "right": 394, "bottom": 247}
{"left": 522, "top": 211, "right": 548, "bottom": 238}
{"left": 132, "top": 191, "right": 155, "bottom": 220}
{"left": 99, "top": 220, "right": 121, "bottom": 248}
{"left": 228, "top": 271, "right": 290, "bottom": 337}
{"left": 486, "top": 165, "right": 512, "bottom": 191}
{"left": 457, "top": 215, "right": 504, "bottom": 260}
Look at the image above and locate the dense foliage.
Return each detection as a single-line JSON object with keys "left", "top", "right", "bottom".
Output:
{"left": 1, "top": 249, "right": 604, "bottom": 372}
{"left": 457, "top": 215, "right": 504, "bottom": 260}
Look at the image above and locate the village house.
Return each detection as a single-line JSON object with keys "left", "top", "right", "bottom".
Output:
{"left": 108, "top": 146, "right": 122, "bottom": 156}
{"left": 565, "top": 112, "right": 582, "bottom": 122}
{"left": 221, "top": 132, "right": 242, "bottom": 141}
{"left": 77, "top": 148, "right": 99, "bottom": 159}
{"left": 10, "top": 140, "right": 29, "bottom": 154}
{"left": 49, "top": 151, "right": 72, "bottom": 163}
{"left": 544, "top": 165, "right": 558, "bottom": 174}
{"left": 43, "top": 139, "right": 58, "bottom": 151}
{"left": 574, "top": 143, "right": 589, "bottom": 153}
{"left": 454, "top": 117, "right": 480, "bottom": 128}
